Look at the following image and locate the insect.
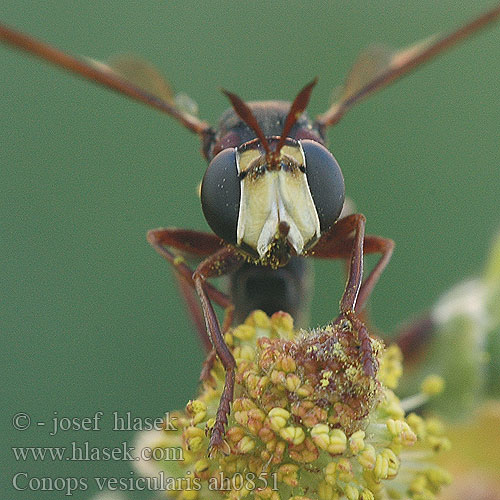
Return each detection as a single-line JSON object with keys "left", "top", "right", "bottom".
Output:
{"left": 2, "top": 5, "right": 499, "bottom": 454}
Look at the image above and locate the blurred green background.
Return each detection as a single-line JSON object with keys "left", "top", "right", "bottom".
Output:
{"left": 1, "top": 1, "right": 499, "bottom": 498}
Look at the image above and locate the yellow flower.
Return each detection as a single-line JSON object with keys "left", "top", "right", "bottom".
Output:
{"left": 135, "top": 310, "right": 450, "bottom": 500}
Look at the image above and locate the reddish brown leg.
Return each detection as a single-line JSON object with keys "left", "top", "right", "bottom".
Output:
{"left": 147, "top": 228, "right": 230, "bottom": 308}
{"left": 149, "top": 229, "right": 244, "bottom": 449}
{"left": 199, "top": 349, "right": 218, "bottom": 383}
{"left": 175, "top": 273, "right": 213, "bottom": 352}
{"left": 192, "top": 247, "right": 245, "bottom": 454}
{"left": 334, "top": 215, "right": 375, "bottom": 376}
{"left": 341, "top": 214, "right": 365, "bottom": 313}
{"left": 356, "top": 235, "right": 394, "bottom": 311}
{"left": 309, "top": 214, "right": 394, "bottom": 376}
{"left": 199, "top": 305, "right": 234, "bottom": 383}
{"left": 394, "top": 313, "right": 435, "bottom": 365}
{"left": 310, "top": 215, "right": 394, "bottom": 312}
{"left": 148, "top": 228, "right": 231, "bottom": 352}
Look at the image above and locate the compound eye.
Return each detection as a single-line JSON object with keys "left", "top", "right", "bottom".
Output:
{"left": 300, "top": 139, "right": 345, "bottom": 233}
{"left": 201, "top": 148, "right": 240, "bottom": 245}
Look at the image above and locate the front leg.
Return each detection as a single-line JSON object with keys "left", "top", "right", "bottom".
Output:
{"left": 192, "top": 247, "right": 245, "bottom": 454}
{"left": 309, "top": 214, "right": 394, "bottom": 313}
{"left": 333, "top": 214, "right": 377, "bottom": 377}
{"left": 148, "top": 228, "right": 233, "bottom": 354}
{"left": 309, "top": 214, "right": 394, "bottom": 376}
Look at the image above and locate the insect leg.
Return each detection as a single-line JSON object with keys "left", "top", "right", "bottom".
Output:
{"left": 192, "top": 247, "right": 245, "bottom": 454}
{"left": 175, "top": 271, "right": 235, "bottom": 383}
{"left": 308, "top": 214, "right": 366, "bottom": 312}
{"left": 147, "top": 228, "right": 232, "bottom": 379}
{"left": 174, "top": 271, "right": 213, "bottom": 352}
{"left": 199, "top": 306, "right": 235, "bottom": 384}
{"left": 147, "top": 228, "right": 230, "bottom": 308}
{"left": 309, "top": 216, "right": 394, "bottom": 312}
{"left": 394, "top": 313, "right": 435, "bottom": 365}
{"left": 355, "top": 235, "right": 394, "bottom": 311}
{"left": 308, "top": 214, "right": 394, "bottom": 376}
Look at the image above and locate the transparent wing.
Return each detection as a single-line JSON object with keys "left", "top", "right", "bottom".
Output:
{"left": 323, "top": 37, "right": 435, "bottom": 115}
{"left": 0, "top": 23, "right": 210, "bottom": 136}
{"left": 93, "top": 55, "right": 176, "bottom": 104}
{"left": 88, "top": 55, "right": 199, "bottom": 116}
{"left": 316, "top": 5, "right": 500, "bottom": 129}
{"left": 337, "top": 44, "right": 395, "bottom": 103}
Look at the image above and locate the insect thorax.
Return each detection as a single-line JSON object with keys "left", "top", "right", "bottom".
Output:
{"left": 209, "top": 101, "right": 324, "bottom": 160}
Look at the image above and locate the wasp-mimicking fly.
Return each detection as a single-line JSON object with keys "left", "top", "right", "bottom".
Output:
{"left": 1, "top": 4, "right": 499, "bottom": 453}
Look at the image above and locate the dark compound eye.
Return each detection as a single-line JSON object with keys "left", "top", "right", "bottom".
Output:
{"left": 300, "top": 139, "right": 345, "bottom": 233}
{"left": 201, "top": 148, "right": 240, "bottom": 245}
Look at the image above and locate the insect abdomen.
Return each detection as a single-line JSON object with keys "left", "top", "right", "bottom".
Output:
{"left": 229, "top": 257, "right": 313, "bottom": 327}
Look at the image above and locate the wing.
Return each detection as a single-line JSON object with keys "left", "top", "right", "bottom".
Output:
{"left": 0, "top": 23, "right": 212, "bottom": 137}
{"left": 315, "top": 4, "right": 500, "bottom": 129}
{"left": 89, "top": 54, "right": 200, "bottom": 116}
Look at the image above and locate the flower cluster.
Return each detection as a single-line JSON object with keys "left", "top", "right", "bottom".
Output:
{"left": 135, "top": 311, "right": 450, "bottom": 500}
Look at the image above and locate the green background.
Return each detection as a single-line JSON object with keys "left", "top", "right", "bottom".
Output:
{"left": 1, "top": 1, "right": 499, "bottom": 498}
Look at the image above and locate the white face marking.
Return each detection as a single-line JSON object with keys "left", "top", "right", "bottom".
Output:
{"left": 236, "top": 143, "right": 321, "bottom": 258}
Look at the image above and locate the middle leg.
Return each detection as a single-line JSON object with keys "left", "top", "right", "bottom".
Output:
{"left": 309, "top": 214, "right": 394, "bottom": 312}
{"left": 148, "top": 228, "right": 236, "bottom": 381}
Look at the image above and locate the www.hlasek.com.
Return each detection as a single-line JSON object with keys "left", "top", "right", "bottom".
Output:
{"left": 12, "top": 471, "right": 279, "bottom": 496}
{"left": 12, "top": 440, "right": 183, "bottom": 462}
{"left": 10, "top": 411, "right": 277, "bottom": 495}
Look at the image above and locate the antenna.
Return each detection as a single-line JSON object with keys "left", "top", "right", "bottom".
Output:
{"left": 222, "top": 78, "right": 318, "bottom": 166}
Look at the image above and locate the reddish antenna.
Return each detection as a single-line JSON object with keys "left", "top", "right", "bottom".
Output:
{"left": 274, "top": 78, "right": 318, "bottom": 156}
{"left": 221, "top": 89, "right": 271, "bottom": 156}
{"left": 222, "top": 78, "right": 317, "bottom": 166}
